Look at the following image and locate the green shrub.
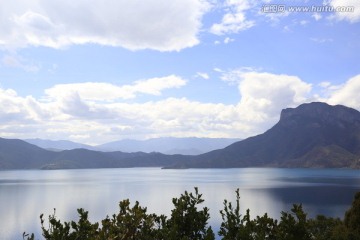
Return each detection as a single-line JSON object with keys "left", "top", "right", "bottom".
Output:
{"left": 24, "top": 189, "right": 360, "bottom": 240}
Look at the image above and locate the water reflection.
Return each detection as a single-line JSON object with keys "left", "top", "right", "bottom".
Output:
{"left": 0, "top": 168, "right": 359, "bottom": 239}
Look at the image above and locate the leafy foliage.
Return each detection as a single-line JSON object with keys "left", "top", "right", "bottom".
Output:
{"left": 24, "top": 188, "right": 213, "bottom": 240}
{"left": 164, "top": 187, "right": 214, "bottom": 240}
{"left": 344, "top": 192, "right": 360, "bottom": 239}
{"left": 24, "top": 188, "right": 360, "bottom": 240}
{"left": 308, "top": 215, "right": 344, "bottom": 240}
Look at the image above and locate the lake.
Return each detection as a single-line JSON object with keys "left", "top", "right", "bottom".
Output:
{"left": 0, "top": 168, "right": 360, "bottom": 239}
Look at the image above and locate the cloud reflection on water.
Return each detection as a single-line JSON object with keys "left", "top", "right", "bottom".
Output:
{"left": 0, "top": 168, "right": 359, "bottom": 239}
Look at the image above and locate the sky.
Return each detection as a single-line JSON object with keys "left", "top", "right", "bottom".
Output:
{"left": 0, "top": 0, "right": 359, "bottom": 145}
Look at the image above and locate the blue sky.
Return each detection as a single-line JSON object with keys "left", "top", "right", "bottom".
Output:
{"left": 0, "top": 0, "right": 359, "bottom": 145}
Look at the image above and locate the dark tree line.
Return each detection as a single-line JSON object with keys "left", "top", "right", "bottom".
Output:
{"left": 24, "top": 188, "right": 360, "bottom": 240}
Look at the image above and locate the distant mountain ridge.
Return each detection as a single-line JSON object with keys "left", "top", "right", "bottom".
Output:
{"left": 0, "top": 138, "right": 190, "bottom": 170}
{"left": 97, "top": 137, "right": 241, "bottom": 155}
{"left": 24, "top": 137, "right": 240, "bottom": 155}
{"left": 25, "top": 139, "right": 97, "bottom": 151}
{"left": 1, "top": 102, "right": 360, "bottom": 170}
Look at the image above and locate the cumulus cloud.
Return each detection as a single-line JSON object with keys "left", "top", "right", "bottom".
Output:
{"left": 0, "top": 0, "right": 210, "bottom": 51}
{"left": 210, "top": 0, "right": 255, "bottom": 35}
{"left": 221, "top": 69, "right": 312, "bottom": 128}
{"left": 327, "top": 74, "right": 360, "bottom": 109}
{"left": 237, "top": 72, "right": 312, "bottom": 121}
{"left": 1, "top": 71, "right": 360, "bottom": 144}
{"left": 328, "top": 0, "right": 360, "bottom": 23}
{"left": 44, "top": 75, "right": 187, "bottom": 102}
{"left": 0, "top": 87, "right": 244, "bottom": 143}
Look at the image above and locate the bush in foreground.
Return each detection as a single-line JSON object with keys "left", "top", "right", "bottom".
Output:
{"left": 24, "top": 189, "right": 360, "bottom": 240}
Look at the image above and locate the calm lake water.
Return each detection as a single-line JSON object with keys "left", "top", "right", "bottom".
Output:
{"left": 1, "top": 168, "right": 360, "bottom": 239}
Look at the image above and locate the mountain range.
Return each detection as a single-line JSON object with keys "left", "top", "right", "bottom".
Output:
{"left": 1, "top": 102, "right": 360, "bottom": 170}
{"left": 25, "top": 137, "right": 240, "bottom": 155}
{"left": 176, "top": 102, "right": 360, "bottom": 169}
{"left": 24, "top": 139, "right": 97, "bottom": 151}
{"left": 0, "top": 138, "right": 190, "bottom": 170}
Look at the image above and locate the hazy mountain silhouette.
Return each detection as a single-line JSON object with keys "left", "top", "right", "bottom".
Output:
{"left": 97, "top": 137, "right": 240, "bottom": 155}
{"left": 0, "top": 138, "right": 190, "bottom": 170}
{"left": 25, "top": 139, "right": 97, "bottom": 151}
{"left": 25, "top": 137, "right": 240, "bottom": 155}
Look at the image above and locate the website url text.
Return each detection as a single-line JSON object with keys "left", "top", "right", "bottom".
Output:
{"left": 261, "top": 5, "right": 355, "bottom": 13}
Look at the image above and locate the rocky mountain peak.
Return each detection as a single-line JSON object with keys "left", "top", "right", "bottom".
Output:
{"left": 279, "top": 102, "right": 360, "bottom": 127}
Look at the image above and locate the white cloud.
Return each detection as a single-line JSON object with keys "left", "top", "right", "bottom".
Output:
{"left": 310, "top": 38, "right": 334, "bottom": 43}
{"left": 1, "top": 71, "right": 360, "bottom": 145}
{"left": 312, "top": 13, "right": 322, "bottom": 21}
{"left": 0, "top": 88, "right": 54, "bottom": 126}
{"left": 327, "top": 74, "right": 360, "bottom": 109}
{"left": 224, "top": 37, "right": 235, "bottom": 44}
{"left": 0, "top": 0, "right": 210, "bottom": 51}
{"left": 213, "top": 67, "right": 223, "bottom": 73}
{"left": 283, "top": 26, "right": 291, "bottom": 32}
{"left": 318, "top": 81, "right": 332, "bottom": 88}
{"left": 259, "top": 4, "right": 291, "bottom": 24}
{"left": 210, "top": 0, "right": 255, "bottom": 35}
{"left": 220, "top": 67, "right": 256, "bottom": 83}
{"left": 130, "top": 76, "right": 187, "bottom": 96}
{"left": 44, "top": 75, "right": 187, "bottom": 102}
{"left": 328, "top": 0, "right": 360, "bottom": 23}
{"left": 223, "top": 70, "right": 312, "bottom": 124}
{"left": 0, "top": 72, "right": 266, "bottom": 143}
{"left": 1, "top": 53, "right": 41, "bottom": 72}
{"left": 318, "top": 81, "right": 342, "bottom": 91}
{"left": 196, "top": 72, "right": 210, "bottom": 79}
